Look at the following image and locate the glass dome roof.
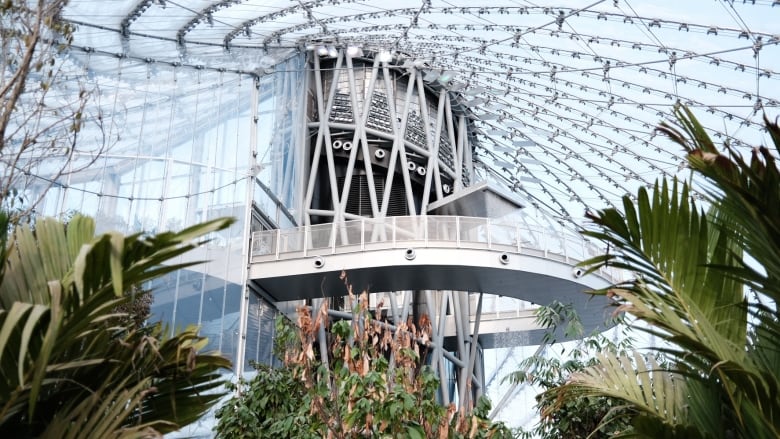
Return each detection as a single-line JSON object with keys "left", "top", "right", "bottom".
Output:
{"left": 61, "top": 0, "right": 780, "bottom": 229}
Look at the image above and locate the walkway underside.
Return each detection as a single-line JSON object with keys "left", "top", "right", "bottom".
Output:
{"left": 249, "top": 245, "right": 616, "bottom": 343}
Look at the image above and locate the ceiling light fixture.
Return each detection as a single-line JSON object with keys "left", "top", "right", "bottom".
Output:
{"left": 377, "top": 50, "right": 393, "bottom": 62}
{"left": 346, "top": 45, "right": 363, "bottom": 57}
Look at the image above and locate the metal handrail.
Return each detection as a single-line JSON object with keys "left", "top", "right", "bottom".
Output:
{"left": 250, "top": 215, "right": 621, "bottom": 282}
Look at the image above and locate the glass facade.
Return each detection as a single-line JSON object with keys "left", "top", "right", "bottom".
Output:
{"left": 2, "top": 1, "right": 773, "bottom": 434}
{"left": 15, "top": 47, "right": 608, "bottom": 434}
{"left": 25, "top": 52, "right": 308, "bottom": 372}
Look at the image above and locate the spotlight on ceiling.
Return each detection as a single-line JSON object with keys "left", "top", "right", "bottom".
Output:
{"left": 313, "top": 45, "right": 338, "bottom": 58}
{"left": 346, "top": 45, "right": 363, "bottom": 58}
{"left": 377, "top": 50, "right": 393, "bottom": 63}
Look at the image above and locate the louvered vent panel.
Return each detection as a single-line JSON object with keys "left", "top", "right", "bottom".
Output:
{"left": 338, "top": 174, "right": 409, "bottom": 218}
{"left": 386, "top": 175, "right": 409, "bottom": 217}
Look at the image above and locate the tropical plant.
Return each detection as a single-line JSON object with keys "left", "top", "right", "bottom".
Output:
{"left": 215, "top": 287, "right": 516, "bottom": 439}
{"left": 506, "top": 301, "right": 635, "bottom": 439}
{"left": 548, "top": 107, "right": 780, "bottom": 438}
{"left": 0, "top": 213, "right": 234, "bottom": 438}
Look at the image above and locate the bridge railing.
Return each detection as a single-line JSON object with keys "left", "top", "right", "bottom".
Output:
{"left": 251, "top": 215, "right": 623, "bottom": 282}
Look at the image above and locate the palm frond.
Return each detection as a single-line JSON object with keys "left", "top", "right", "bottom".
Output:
{"left": 549, "top": 352, "right": 699, "bottom": 437}
{"left": 0, "top": 215, "right": 235, "bottom": 437}
{"left": 567, "top": 108, "right": 780, "bottom": 438}
{"left": 662, "top": 107, "right": 780, "bottom": 303}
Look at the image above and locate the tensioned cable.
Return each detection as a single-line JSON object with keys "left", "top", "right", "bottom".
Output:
{"left": 157, "top": 62, "right": 181, "bottom": 230}
{"left": 16, "top": 155, "right": 250, "bottom": 204}
{"left": 62, "top": 18, "right": 778, "bottom": 81}
{"left": 717, "top": 0, "right": 763, "bottom": 136}
{"left": 121, "top": 61, "right": 154, "bottom": 231}
{"left": 55, "top": 2, "right": 779, "bottom": 222}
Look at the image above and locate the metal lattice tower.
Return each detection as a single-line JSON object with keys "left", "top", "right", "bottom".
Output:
{"left": 249, "top": 48, "right": 617, "bottom": 408}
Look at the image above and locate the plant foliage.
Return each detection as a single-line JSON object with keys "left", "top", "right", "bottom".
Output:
{"left": 215, "top": 286, "right": 516, "bottom": 439}
{"left": 0, "top": 213, "right": 235, "bottom": 438}
{"left": 549, "top": 107, "right": 780, "bottom": 438}
{"left": 507, "top": 301, "right": 635, "bottom": 438}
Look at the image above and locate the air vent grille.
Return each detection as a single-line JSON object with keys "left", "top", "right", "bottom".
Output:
{"left": 337, "top": 174, "right": 409, "bottom": 218}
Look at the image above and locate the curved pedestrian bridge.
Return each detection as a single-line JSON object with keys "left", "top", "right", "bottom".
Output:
{"left": 249, "top": 215, "right": 620, "bottom": 333}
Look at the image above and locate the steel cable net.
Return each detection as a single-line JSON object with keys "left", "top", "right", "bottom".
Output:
{"left": 61, "top": 0, "right": 780, "bottom": 231}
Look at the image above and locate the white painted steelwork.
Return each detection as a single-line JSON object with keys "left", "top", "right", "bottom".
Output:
{"left": 251, "top": 214, "right": 619, "bottom": 280}
{"left": 27, "top": 1, "right": 777, "bottom": 431}
{"left": 302, "top": 49, "right": 477, "bottom": 226}
{"left": 248, "top": 214, "right": 619, "bottom": 409}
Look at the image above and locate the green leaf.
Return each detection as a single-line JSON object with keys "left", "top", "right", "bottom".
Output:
{"left": 561, "top": 107, "right": 780, "bottom": 438}
{"left": 108, "top": 232, "right": 123, "bottom": 297}
{"left": 0, "top": 215, "right": 234, "bottom": 436}
{"left": 406, "top": 423, "right": 425, "bottom": 439}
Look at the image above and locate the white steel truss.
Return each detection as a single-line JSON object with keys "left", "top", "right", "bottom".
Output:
{"left": 300, "top": 48, "right": 488, "bottom": 408}
{"left": 302, "top": 48, "right": 475, "bottom": 225}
